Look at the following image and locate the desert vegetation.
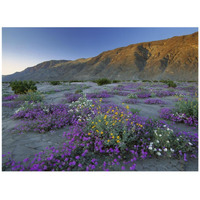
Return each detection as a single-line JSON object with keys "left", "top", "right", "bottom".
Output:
{"left": 2, "top": 79, "right": 198, "bottom": 171}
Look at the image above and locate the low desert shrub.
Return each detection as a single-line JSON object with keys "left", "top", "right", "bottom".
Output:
{"left": 50, "top": 81, "right": 61, "bottom": 85}
{"left": 167, "top": 80, "right": 177, "bottom": 88}
{"left": 112, "top": 80, "right": 121, "bottom": 83}
{"left": 75, "top": 89, "right": 83, "bottom": 94}
{"left": 10, "top": 80, "right": 37, "bottom": 94}
{"left": 175, "top": 98, "right": 198, "bottom": 119}
{"left": 148, "top": 126, "right": 195, "bottom": 158}
{"left": 96, "top": 78, "right": 111, "bottom": 86}
{"left": 127, "top": 93, "right": 138, "bottom": 99}
{"left": 130, "top": 108, "right": 140, "bottom": 114}
{"left": 16, "top": 90, "right": 44, "bottom": 102}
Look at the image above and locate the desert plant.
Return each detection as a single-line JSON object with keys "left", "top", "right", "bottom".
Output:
{"left": 112, "top": 80, "right": 121, "bottom": 83}
{"left": 150, "top": 93, "right": 156, "bottom": 98}
{"left": 10, "top": 80, "right": 37, "bottom": 94}
{"left": 175, "top": 98, "right": 198, "bottom": 119}
{"left": 167, "top": 80, "right": 177, "bottom": 88}
{"left": 130, "top": 108, "right": 140, "bottom": 114}
{"left": 50, "top": 81, "right": 61, "bottom": 85}
{"left": 127, "top": 93, "right": 138, "bottom": 99}
{"left": 16, "top": 90, "right": 44, "bottom": 102}
{"left": 142, "top": 80, "right": 151, "bottom": 82}
{"left": 75, "top": 89, "right": 83, "bottom": 94}
{"left": 96, "top": 78, "right": 111, "bottom": 86}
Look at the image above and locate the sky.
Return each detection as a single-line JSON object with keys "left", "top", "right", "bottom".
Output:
{"left": 2, "top": 27, "right": 198, "bottom": 75}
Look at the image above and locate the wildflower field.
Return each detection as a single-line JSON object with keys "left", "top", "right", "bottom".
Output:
{"left": 2, "top": 80, "right": 198, "bottom": 171}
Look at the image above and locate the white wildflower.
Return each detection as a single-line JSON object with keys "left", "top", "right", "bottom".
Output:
{"left": 154, "top": 148, "right": 157, "bottom": 151}
{"left": 188, "top": 142, "right": 193, "bottom": 146}
{"left": 156, "top": 140, "right": 159, "bottom": 143}
{"left": 156, "top": 152, "right": 161, "bottom": 156}
{"left": 170, "top": 148, "right": 174, "bottom": 153}
{"left": 158, "top": 148, "right": 162, "bottom": 152}
{"left": 163, "top": 148, "right": 168, "bottom": 152}
{"left": 148, "top": 146, "right": 153, "bottom": 150}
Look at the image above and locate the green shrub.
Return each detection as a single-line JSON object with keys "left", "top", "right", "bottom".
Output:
{"left": 150, "top": 93, "right": 156, "bottom": 98}
{"left": 16, "top": 90, "right": 44, "bottom": 102}
{"left": 167, "top": 80, "right": 177, "bottom": 88}
{"left": 75, "top": 89, "right": 83, "bottom": 94}
{"left": 127, "top": 93, "right": 138, "bottom": 99}
{"left": 50, "top": 81, "right": 61, "bottom": 85}
{"left": 10, "top": 80, "right": 37, "bottom": 94}
{"left": 159, "top": 80, "right": 177, "bottom": 88}
{"left": 175, "top": 98, "right": 198, "bottom": 119}
{"left": 96, "top": 78, "right": 111, "bottom": 86}
{"left": 112, "top": 80, "right": 121, "bottom": 83}
{"left": 130, "top": 108, "right": 140, "bottom": 115}
{"left": 142, "top": 80, "right": 151, "bottom": 82}
{"left": 148, "top": 126, "right": 194, "bottom": 158}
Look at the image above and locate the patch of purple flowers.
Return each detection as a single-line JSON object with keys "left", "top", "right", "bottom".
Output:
{"left": 3, "top": 94, "right": 18, "bottom": 101}
{"left": 155, "top": 90, "right": 176, "bottom": 97}
{"left": 86, "top": 91, "right": 113, "bottom": 98}
{"left": 64, "top": 93, "right": 82, "bottom": 103}
{"left": 137, "top": 92, "right": 151, "bottom": 98}
{"left": 159, "top": 108, "right": 198, "bottom": 127}
{"left": 144, "top": 99, "right": 166, "bottom": 104}
{"left": 123, "top": 99, "right": 139, "bottom": 104}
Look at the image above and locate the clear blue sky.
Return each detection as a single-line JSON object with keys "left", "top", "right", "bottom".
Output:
{"left": 2, "top": 27, "right": 198, "bottom": 75}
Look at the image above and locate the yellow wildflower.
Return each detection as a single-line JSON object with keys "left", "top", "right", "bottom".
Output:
{"left": 107, "top": 140, "right": 110, "bottom": 143}
{"left": 112, "top": 136, "right": 115, "bottom": 139}
{"left": 88, "top": 133, "right": 91, "bottom": 135}
{"left": 117, "top": 140, "right": 120, "bottom": 143}
{"left": 126, "top": 105, "right": 129, "bottom": 109}
{"left": 101, "top": 131, "right": 103, "bottom": 134}
{"left": 96, "top": 130, "right": 99, "bottom": 133}
{"left": 110, "top": 133, "right": 113, "bottom": 136}
{"left": 117, "top": 136, "right": 120, "bottom": 139}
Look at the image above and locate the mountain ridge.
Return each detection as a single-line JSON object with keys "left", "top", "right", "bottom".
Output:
{"left": 3, "top": 32, "right": 198, "bottom": 81}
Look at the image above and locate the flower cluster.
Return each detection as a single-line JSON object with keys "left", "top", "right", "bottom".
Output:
{"left": 159, "top": 108, "right": 198, "bottom": 127}
{"left": 64, "top": 93, "right": 82, "bottom": 103}
{"left": 2, "top": 101, "right": 23, "bottom": 108}
{"left": 137, "top": 92, "right": 151, "bottom": 98}
{"left": 2, "top": 94, "right": 18, "bottom": 101}
{"left": 155, "top": 90, "right": 176, "bottom": 97}
{"left": 144, "top": 99, "right": 166, "bottom": 104}
{"left": 148, "top": 126, "right": 196, "bottom": 160}
{"left": 86, "top": 91, "right": 113, "bottom": 99}
{"left": 13, "top": 103, "right": 73, "bottom": 133}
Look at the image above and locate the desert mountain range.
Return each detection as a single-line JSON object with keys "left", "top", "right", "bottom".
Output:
{"left": 3, "top": 32, "right": 198, "bottom": 82}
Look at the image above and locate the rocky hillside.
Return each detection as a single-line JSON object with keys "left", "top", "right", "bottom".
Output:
{"left": 3, "top": 32, "right": 198, "bottom": 81}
